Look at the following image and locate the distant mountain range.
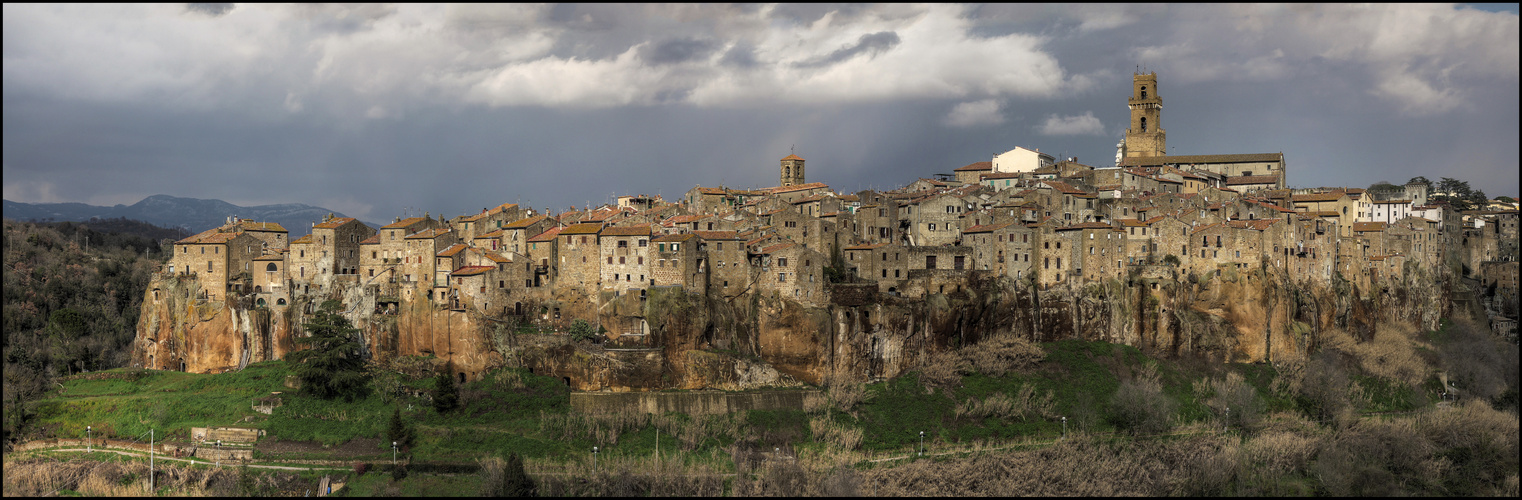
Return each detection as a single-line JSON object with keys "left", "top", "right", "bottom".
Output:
{"left": 2, "top": 195, "right": 381, "bottom": 237}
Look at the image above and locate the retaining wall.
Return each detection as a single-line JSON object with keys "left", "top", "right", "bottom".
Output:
{"left": 569, "top": 389, "right": 820, "bottom": 416}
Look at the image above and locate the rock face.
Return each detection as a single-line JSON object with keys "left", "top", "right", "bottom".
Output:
{"left": 132, "top": 264, "right": 1452, "bottom": 389}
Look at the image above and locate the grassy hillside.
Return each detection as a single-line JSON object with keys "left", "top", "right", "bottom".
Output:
{"left": 16, "top": 318, "right": 1517, "bottom": 496}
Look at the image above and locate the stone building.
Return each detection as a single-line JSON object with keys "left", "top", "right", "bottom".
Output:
{"left": 500, "top": 215, "right": 554, "bottom": 255}
{"left": 402, "top": 227, "right": 459, "bottom": 291}
{"left": 780, "top": 153, "right": 806, "bottom": 187}
{"left": 525, "top": 226, "right": 562, "bottom": 289}
{"left": 598, "top": 225, "right": 652, "bottom": 294}
{"left": 169, "top": 228, "right": 264, "bottom": 302}
{"left": 954, "top": 161, "right": 993, "bottom": 185}
{"left": 1120, "top": 72, "right": 1166, "bottom": 159}
{"left": 694, "top": 230, "right": 747, "bottom": 298}
{"left": 557, "top": 223, "right": 605, "bottom": 295}
{"left": 651, "top": 233, "right": 706, "bottom": 294}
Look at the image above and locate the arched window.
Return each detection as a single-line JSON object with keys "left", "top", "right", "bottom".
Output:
{"left": 266, "top": 262, "right": 277, "bottom": 272}
{"left": 1140, "top": 86, "right": 1147, "bottom": 99}
{"left": 1140, "top": 117, "right": 1147, "bottom": 132}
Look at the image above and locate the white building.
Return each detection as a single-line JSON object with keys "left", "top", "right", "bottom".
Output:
{"left": 991, "top": 146, "right": 1055, "bottom": 174}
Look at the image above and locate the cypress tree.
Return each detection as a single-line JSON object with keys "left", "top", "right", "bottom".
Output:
{"left": 286, "top": 300, "right": 370, "bottom": 401}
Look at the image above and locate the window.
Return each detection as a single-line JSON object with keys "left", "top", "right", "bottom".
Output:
{"left": 639, "top": 239, "right": 647, "bottom": 247}
{"left": 928, "top": 223, "right": 936, "bottom": 231}
{"left": 778, "top": 273, "right": 786, "bottom": 282}
{"left": 618, "top": 240, "right": 628, "bottom": 248}
{"left": 208, "top": 261, "right": 214, "bottom": 272}
{"left": 637, "top": 256, "right": 643, "bottom": 265}
{"left": 779, "top": 258, "right": 788, "bottom": 267}
{"left": 619, "top": 256, "right": 625, "bottom": 264}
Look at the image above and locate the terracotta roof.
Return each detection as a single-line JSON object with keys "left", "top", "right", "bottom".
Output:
{"left": 253, "top": 253, "right": 284, "bottom": 261}
{"left": 653, "top": 233, "right": 697, "bottom": 243}
{"left": 1119, "top": 219, "right": 1150, "bottom": 227}
{"left": 475, "top": 229, "right": 504, "bottom": 239}
{"left": 484, "top": 253, "right": 511, "bottom": 263}
{"left": 1305, "top": 210, "right": 1340, "bottom": 218}
{"left": 237, "top": 221, "right": 287, "bottom": 232}
{"left": 559, "top": 223, "right": 604, "bottom": 235}
{"left": 177, "top": 227, "right": 239, "bottom": 245}
{"left": 527, "top": 227, "right": 562, "bottom": 242}
{"left": 954, "top": 161, "right": 993, "bottom": 172}
{"left": 503, "top": 215, "right": 550, "bottom": 229}
{"left": 767, "top": 182, "right": 830, "bottom": 194}
{"left": 599, "top": 225, "right": 651, "bottom": 237}
{"left": 963, "top": 222, "right": 1014, "bottom": 234}
{"left": 1056, "top": 222, "right": 1115, "bottom": 231}
{"left": 1292, "top": 192, "right": 1347, "bottom": 203}
{"left": 436, "top": 243, "right": 469, "bottom": 257}
{"left": 451, "top": 265, "right": 495, "bottom": 277}
{"left": 404, "top": 227, "right": 450, "bottom": 240}
{"left": 666, "top": 214, "right": 705, "bottom": 224}
{"left": 1353, "top": 221, "right": 1387, "bottom": 232}
{"left": 781, "top": 153, "right": 805, "bottom": 161}
{"left": 313, "top": 217, "right": 357, "bottom": 229}
{"left": 1227, "top": 219, "right": 1279, "bottom": 231}
{"left": 1040, "top": 180, "right": 1089, "bottom": 196}
{"left": 359, "top": 234, "right": 381, "bottom": 245}
{"left": 1118, "top": 153, "right": 1283, "bottom": 167}
{"left": 382, "top": 217, "right": 429, "bottom": 229}
{"left": 838, "top": 194, "right": 859, "bottom": 202}
{"left": 693, "top": 230, "right": 738, "bottom": 240}
{"left": 1256, "top": 201, "right": 1297, "bottom": 213}
{"left": 792, "top": 193, "right": 829, "bottom": 204}
{"left": 758, "top": 242, "right": 795, "bottom": 254}
{"left": 1226, "top": 175, "right": 1280, "bottom": 186}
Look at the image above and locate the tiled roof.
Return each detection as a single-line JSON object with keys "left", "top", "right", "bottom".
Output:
{"left": 838, "top": 194, "right": 859, "bottom": 202}
{"left": 503, "top": 215, "right": 550, "bottom": 229}
{"left": 1056, "top": 222, "right": 1115, "bottom": 231}
{"left": 758, "top": 242, "right": 795, "bottom": 254}
{"left": 1353, "top": 222, "right": 1387, "bottom": 232}
{"left": 693, "top": 230, "right": 738, "bottom": 240}
{"left": 1291, "top": 192, "right": 1346, "bottom": 203}
{"left": 981, "top": 172, "right": 1022, "bottom": 180}
{"left": 527, "top": 227, "right": 562, "bottom": 242}
{"left": 667, "top": 215, "right": 705, "bottom": 224}
{"left": 1372, "top": 199, "right": 1412, "bottom": 204}
{"left": 475, "top": 229, "right": 504, "bottom": 239}
{"left": 955, "top": 161, "right": 993, "bottom": 172}
{"left": 1119, "top": 219, "right": 1150, "bottom": 227}
{"left": 1227, "top": 219, "right": 1279, "bottom": 231}
{"left": 359, "top": 234, "right": 381, "bottom": 245}
{"left": 1118, "top": 153, "right": 1283, "bottom": 167}
{"left": 767, "top": 182, "right": 830, "bottom": 194}
{"left": 1256, "top": 201, "right": 1297, "bottom": 213}
{"left": 177, "top": 227, "right": 238, "bottom": 245}
{"left": 781, "top": 153, "right": 805, "bottom": 161}
{"left": 559, "top": 223, "right": 603, "bottom": 235}
{"left": 437, "top": 243, "right": 469, "bottom": 257}
{"left": 1305, "top": 210, "right": 1340, "bottom": 218}
{"left": 451, "top": 265, "right": 495, "bottom": 277}
{"left": 1226, "top": 175, "right": 1280, "bottom": 186}
{"left": 313, "top": 217, "right": 357, "bottom": 229}
{"left": 253, "top": 253, "right": 284, "bottom": 261}
{"left": 792, "top": 193, "right": 829, "bottom": 204}
{"left": 484, "top": 253, "right": 511, "bottom": 263}
{"left": 1040, "top": 180, "right": 1088, "bottom": 196}
{"left": 963, "top": 222, "right": 1013, "bottom": 234}
{"left": 237, "top": 221, "right": 287, "bottom": 232}
{"left": 600, "top": 225, "right": 651, "bottom": 237}
{"left": 405, "top": 228, "right": 451, "bottom": 239}
{"left": 653, "top": 233, "right": 696, "bottom": 243}
{"left": 382, "top": 217, "right": 429, "bottom": 229}
{"left": 290, "top": 234, "right": 315, "bottom": 244}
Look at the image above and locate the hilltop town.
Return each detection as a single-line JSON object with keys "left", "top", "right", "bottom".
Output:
{"left": 132, "top": 73, "right": 1519, "bottom": 388}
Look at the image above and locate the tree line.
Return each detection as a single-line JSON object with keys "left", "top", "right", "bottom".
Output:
{"left": 3, "top": 218, "right": 183, "bottom": 444}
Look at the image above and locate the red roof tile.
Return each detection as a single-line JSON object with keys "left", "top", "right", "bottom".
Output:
{"left": 527, "top": 227, "right": 562, "bottom": 242}
{"left": 955, "top": 161, "right": 993, "bottom": 172}
{"left": 451, "top": 265, "right": 495, "bottom": 277}
{"left": 313, "top": 217, "right": 357, "bottom": 229}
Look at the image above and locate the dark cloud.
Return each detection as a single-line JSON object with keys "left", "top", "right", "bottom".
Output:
{"left": 184, "top": 3, "right": 234, "bottom": 17}
{"left": 719, "top": 42, "right": 760, "bottom": 68}
{"left": 794, "top": 31, "right": 901, "bottom": 69}
{"left": 639, "top": 37, "right": 719, "bottom": 65}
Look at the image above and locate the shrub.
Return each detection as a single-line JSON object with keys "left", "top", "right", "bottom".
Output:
{"left": 433, "top": 369, "right": 459, "bottom": 414}
{"left": 479, "top": 453, "right": 537, "bottom": 497}
{"left": 1109, "top": 364, "right": 1176, "bottom": 436}
{"left": 353, "top": 462, "right": 368, "bottom": 476}
{"left": 1195, "top": 371, "right": 1263, "bottom": 431}
{"left": 569, "top": 319, "right": 598, "bottom": 343}
{"left": 390, "top": 463, "right": 407, "bottom": 481}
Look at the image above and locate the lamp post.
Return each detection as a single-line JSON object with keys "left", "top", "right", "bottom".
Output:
{"left": 593, "top": 446, "right": 599, "bottom": 471}
{"left": 392, "top": 441, "right": 398, "bottom": 465}
{"left": 1224, "top": 407, "right": 1230, "bottom": 432}
{"left": 1061, "top": 416, "right": 1067, "bottom": 439}
{"left": 918, "top": 431, "right": 924, "bottom": 457}
{"left": 149, "top": 429, "right": 155, "bottom": 493}
{"left": 216, "top": 440, "right": 221, "bottom": 468}
{"left": 87, "top": 426, "right": 92, "bottom": 453}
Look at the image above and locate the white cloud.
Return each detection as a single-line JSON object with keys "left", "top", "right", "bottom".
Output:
{"left": 1038, "top": 112, "right": 1105, "bottom": 136}
{"left": 943, "top": 99, "right": 1005, "bottom": 128}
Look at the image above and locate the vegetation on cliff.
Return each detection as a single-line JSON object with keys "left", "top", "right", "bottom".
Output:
{"left": 3, "top": 218, "right": 176, "bottom": 444}
{"left": 287, "top": 300, "right": 370, "bottom": 402}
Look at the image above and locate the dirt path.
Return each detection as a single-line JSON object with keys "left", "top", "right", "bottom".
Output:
{"left": 18, "top": 448, "right": 348, "bottom": 471}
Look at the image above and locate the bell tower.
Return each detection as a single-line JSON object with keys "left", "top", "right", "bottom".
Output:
{"left": 780, "top": 152, "right": 805, "bottom": 187}
{"left": 1123, "top": 72, "right": 1166, "bottom": 158}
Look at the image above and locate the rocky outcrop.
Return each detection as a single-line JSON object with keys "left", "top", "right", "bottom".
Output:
{"left": 133, "top": 261, "right": 1455, "bottom": 390}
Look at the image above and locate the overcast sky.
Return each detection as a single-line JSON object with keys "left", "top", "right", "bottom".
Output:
{"left": 4, "top": 4, "right": 1518, "bottom": 221}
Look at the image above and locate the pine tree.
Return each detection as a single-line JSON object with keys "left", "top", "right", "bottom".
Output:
{"left": 286, "top": 300, "right": 370, "bottom": 401}
{"left": 433, "top": 365, "right": 459, "bottom": 413}
{"left": 387, "top": 406, "right": 413, "bottom": 449}
{"left": 502, "top": 452, "right": 537, "bottom": 497}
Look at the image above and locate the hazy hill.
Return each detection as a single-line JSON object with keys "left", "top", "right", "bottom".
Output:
{"left": 3, "top": 195, "right": 380, "bottom": 237}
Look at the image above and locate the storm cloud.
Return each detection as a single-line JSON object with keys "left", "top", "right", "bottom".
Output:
{"left": 3, "top": 4, "right": 1516, "bottom": 221}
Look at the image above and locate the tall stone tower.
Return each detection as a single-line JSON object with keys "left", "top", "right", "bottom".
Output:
{"left": 1123, "top": 72, "right": 1166, "bottom": 158}
{"left": 780, "top": 153, "right": 805, "bottom": 187}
